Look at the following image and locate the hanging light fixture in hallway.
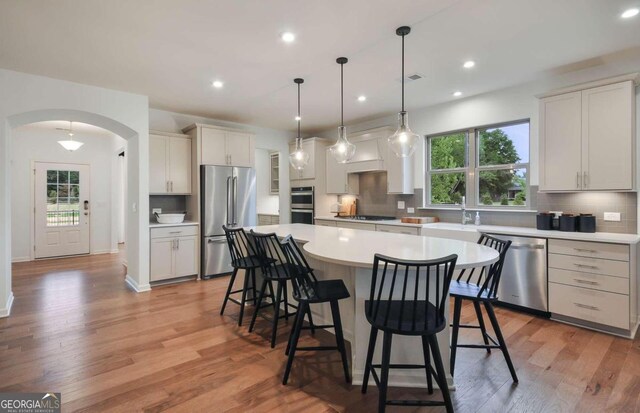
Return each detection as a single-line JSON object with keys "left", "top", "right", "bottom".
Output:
{"left": 58, "top": 121, "right": 84, "bottom": 151}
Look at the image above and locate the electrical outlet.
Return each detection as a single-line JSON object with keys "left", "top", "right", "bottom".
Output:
{"left": 397, "top": 201, "right": 405, "bottom": 209}
{"left": 152, "top": 208, "right": 162, "bottom": 215}
{"left": 604, "top": 212, "right": 621, "bottom": 222}
{"left": 407, "top": 207, "right": 415, "bottom": 214}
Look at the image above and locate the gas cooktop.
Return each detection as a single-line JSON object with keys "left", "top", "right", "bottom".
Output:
{"left": 335, "top": 215, "right": 396, "bottom": 221}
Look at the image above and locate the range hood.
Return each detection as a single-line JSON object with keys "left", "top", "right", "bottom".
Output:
{"left": 345, "top": 138, "right": 385, "bottom": 173}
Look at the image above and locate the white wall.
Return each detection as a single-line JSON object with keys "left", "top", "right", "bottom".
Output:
{"left": 10, "top": 125, "right": 125, "bottom": 261}
{"left": 149, "top": 108, "right": 294, "bottom": 222}
{"left": 0, "top": 68, "right": 150, "bottom": 317}
{"left": 255, "top": 149, "right": 279, "bottom": 214}
{"left": 322, "top": 53, "right": 640, "bottom": 192}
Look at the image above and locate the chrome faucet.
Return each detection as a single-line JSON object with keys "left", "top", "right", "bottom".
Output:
{"left": 461, "top": 196, "right": 472, "bottom": 225}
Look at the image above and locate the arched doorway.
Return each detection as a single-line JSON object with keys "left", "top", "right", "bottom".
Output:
{"left": 1, "top": 108, "right": 150, "bottom": 317}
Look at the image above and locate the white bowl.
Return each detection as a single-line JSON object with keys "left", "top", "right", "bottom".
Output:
{"left": 155, "top": 213, "right": 185, "bottom": 224}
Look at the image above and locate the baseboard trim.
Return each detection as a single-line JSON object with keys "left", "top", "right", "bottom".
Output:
{"left": 125, "top": 274, "right": 151, "bottom": 293}
{"left": 11, "top": 256, "right": 31, "bottom": 263}
{"left": 91, "top": 250, "right": 112, "bottom": 255}
{"left": 110, "top": 249, "right": 120, "bottom": 254}
{"left": 0, "top": 292, "right": 15, "bottom": 318}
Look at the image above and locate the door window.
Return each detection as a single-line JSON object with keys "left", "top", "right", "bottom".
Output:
{"left": 47, "top": 169, "right": 81, "bottom": 226}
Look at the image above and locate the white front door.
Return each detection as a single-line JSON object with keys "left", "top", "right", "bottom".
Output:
{"left": 34, "top": 162, "right": 91, "bottom": 259}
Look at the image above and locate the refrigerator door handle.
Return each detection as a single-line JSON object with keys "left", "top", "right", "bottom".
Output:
{"left": 226, "top": 176, "right": 232, "bottom": 226}
{"left": 233, "top": 176, "right": 238, "bottom": 225}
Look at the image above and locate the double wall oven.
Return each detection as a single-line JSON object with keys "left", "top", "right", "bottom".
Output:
{"left": 290, "top": 186, "right": 314, "bottom": 224}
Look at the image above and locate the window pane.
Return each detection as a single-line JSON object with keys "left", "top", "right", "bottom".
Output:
{"left": 58, "top": 184, "right": 69, "bottom": 198}
{"left": 58, "top": 170, "right": 69, "bottom": 184}
{"left": 478, "top": 122, "right": 529, "bottom": 166}
{"left": 70, "top": 184, "right": 79, "bottom": 198}
{"left": 430, "top": 172, "right": 466, "bottom": 205}
{"left": 47, "top": 170, "right": 57, "bottom": 183}
{"left": 478, "top": 168, "right": 527, "bottom": 206}
{"left": 430, "top": 133, "right": 466, "bottom": 170}
{"left": 69, "top": 170, "right": 79, "bottom": 184}
{"left": 47, "top": 184, "right": 58, "bottom": 199}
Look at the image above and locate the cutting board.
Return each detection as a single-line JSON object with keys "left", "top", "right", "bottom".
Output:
{"left": 401, "top": 216, "right": 438, "bottom": 224}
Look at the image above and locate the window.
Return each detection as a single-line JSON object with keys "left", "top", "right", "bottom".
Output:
{"left": 47, "top": 169, "right": 81, "bottom": 226}
{"left": 426, "top": 120, "right": 530, "bottom": 208}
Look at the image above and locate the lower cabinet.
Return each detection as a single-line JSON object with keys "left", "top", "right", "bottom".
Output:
{"left": 336, "top": 221, "right": 376, "bottom": 231}
{"left": 258, "top": 214, "right": 280, "bottom": 225}
{"left": 548, "top": 239, "right": 634, "bottom": 333}
{"left": 150, "top": 225, "right": 198, "bottom": 282}
{"left": 376, "top": 225, "right": 420, "bottom": 235}
{"left": 314, "top": 219, "right": 336, "bottom": 227}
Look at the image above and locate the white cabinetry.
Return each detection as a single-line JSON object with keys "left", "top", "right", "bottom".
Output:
{"left": 539, "top": 78, "right": 636, "bottom": 191}
{"left": 548, "top": 239, "right": 636, "bottom": 334}
{"left": 150, "top": 225, "right": 199, "bottom": 282}
{"left": 326, "top": 148, "right": 359, "bottom": 194}
{"left": 196, "top": 125, "right": 255, "bottom": 167}
{"left": 149, "top": 131, "right": 192, "bottom": 194}
{"left": 258, "top": 214, "right": 280, "bottom": 225}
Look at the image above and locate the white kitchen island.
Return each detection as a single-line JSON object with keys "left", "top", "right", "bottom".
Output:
{"left": 247, "top": 223, "right": 499, "bottom": 389}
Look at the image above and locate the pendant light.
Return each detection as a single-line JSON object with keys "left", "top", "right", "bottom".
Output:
{"left": 388, "top": 26, "right": 420, "bottom": 158}
{"left": 58, "top": 121, "right": 84, "bottom": 151}
{"left": 329, "top": 57, "right": 356, "bottom": 163}
{"left": 289, "top": 78, "right": 310, "bottom": 170}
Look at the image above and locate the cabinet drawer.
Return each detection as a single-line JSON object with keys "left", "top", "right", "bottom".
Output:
{"left": 548, "top": 253, "right": 629, "bottom": 278}
{"left": 336, "top": 222, "right": 376, "bottom": 231}
{"left": 315, "top": 219, "right": 336, "bottom": 227}
{"left": 549, "top": 282, "right": 629, "bottom": 330}
{"left": 150, "top": 225, "right": 199, "bottom": 239}
{"left": 548, "top": 239, "right": 629, "bottom": 262}
{"left": 548, "top": 268, "right": 629, "bottom": 295}
{"left": 376, "top": 225, "right": 420, "bottom": 235}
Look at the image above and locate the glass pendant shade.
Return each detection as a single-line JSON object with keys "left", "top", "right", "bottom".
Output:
{"left": 329, "top": 126, "right": 355, "bottom": 163}
{"left": 388, "top": 111, "right": 420, "bottom": 157}
{"left": 289, "top": 140, "right": 309, "bottom": 170}
{"left": 58, "top": 139, "right": 84, "bottom": 151}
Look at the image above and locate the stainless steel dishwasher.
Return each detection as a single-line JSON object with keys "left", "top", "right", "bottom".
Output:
{"left": 485, "top": 233, "right": 548, "bottom": 314}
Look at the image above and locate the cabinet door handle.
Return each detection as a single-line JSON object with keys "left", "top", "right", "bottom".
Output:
{"left": 167, "top": 181, "right": 170, "bottom": 192}
{"left": 574, "top": 278, "right": 598, "bottom": 285}
{"left": 574, "top": 302, "right": 599, "bottom": 311}
{"left": 169, "top": 231, "right": 182, "bottom": 234}
{"left": 172, "top": 239, "right": 177, "bottom": 250}
{"left": 574, "top": 248, "right": 597, "bottom": 253}
{"left": 176, "top": 239, "right": 180, "bottom": 249}
{"left": 574, "top": 263, "right": 598, "bottom": 269}
{"left": 576, "top": 172, "right": 580, "bottom": 189}
{"left": 583, "top": 172, "right": 588, "bottom": 188}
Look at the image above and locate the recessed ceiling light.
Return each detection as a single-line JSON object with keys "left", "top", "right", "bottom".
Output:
{"left": 621, "top": 8, "right": 639, "bottom": 18}
{"left": 295, "top": 116, "right": 301, "bottom": 121}
{"left": 212, "top": 80, "right": 223, "bottom": 88}
{"left": 357, "top": 95, "right": 367, "bottom": 102}
{"left": 463, "top": 60, "right": 475, "bottom": 69}
{"left": 281, "top": 32, "right": 296, "bottom": 43}
{"left": 453, "top": 91, "right": 462, "bottom": 97}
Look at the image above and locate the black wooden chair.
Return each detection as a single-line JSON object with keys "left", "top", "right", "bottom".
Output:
{"left": 449, "top": 234, "right": 518, "bottom": 383}
{"left": 361, "top": 253, "right": 458, "bottom": 413}
{"left": 221, "top": 225, "right": 274, "bottom": 326}
{"left": 248, "top": 230, "right": 312, "bottom": 348}
{"left": 280, "top": 235, "right": 351, "bottom": 385}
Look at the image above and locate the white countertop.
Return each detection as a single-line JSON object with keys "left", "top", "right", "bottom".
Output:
{"left": 315, "top": 215, "right": 428, "bottom": 228}
{"left": 422, "top": 222, "right": 640, "bottom": 244}
{"left": 315, "top": 215, "right": 640, "bottom": 244}
{"left": 247, "top": 223, "right": 499, "bottom": 269}
{"left": 149, "top": 220, "right": 199, "bottom": 228}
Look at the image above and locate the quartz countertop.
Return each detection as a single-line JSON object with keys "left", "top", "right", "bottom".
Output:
{"left": 149, "top": 220, "right": 199, "bottom": 228}
{"left": 315, "top": 215, "right": 640, "bottom": 244}
{"left": 247, "top": 223, "right": 499, "bottom": 269}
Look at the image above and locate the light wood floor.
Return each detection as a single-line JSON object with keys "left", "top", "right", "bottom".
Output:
{"left": 1, "top": 251, "right": 639, "bottom": 412}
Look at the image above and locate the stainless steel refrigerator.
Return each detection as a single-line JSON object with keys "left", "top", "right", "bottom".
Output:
{"left": 201, "top": 165, "right": 256, "bottom": 279}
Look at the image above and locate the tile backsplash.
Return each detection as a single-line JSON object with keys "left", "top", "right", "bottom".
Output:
{"left": 339, "top": 172, "right": 638, "bottom": 234}
{"left": 149, "top": 195, "right": 187, "bottom": 222}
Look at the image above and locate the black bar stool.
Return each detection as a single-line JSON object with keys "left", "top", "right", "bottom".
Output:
{"left": 280, "top": 235, "right": 351, "bottom": 385}
{"left": 248, "top": 230, "right": 311, "bottom": 348}
{"left": 221, "top": 225, "right": 274, "bottom": 326}
{"left": 361, "top": 253, "right": 458, "bottom": 413}
{"left": 449, "top": 234, "right": 518, "bottom": 383}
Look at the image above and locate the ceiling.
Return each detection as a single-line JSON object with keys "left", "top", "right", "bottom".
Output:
{"left": 1, "top": 0, "right": 639, "bottom": 133}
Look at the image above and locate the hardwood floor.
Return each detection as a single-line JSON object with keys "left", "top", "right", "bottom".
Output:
{"left": 2, "top": 251, "right": 639, "bottom": 412}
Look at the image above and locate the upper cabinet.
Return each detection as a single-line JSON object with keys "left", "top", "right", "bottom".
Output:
{"left": 539, "top": 77, "right": 637, "bottom": 192}
{"left": 289, "top": 138, "right": 324, "bottom": 181}
{"left": 269, "top": 152, "right": 279, "bottom": 194}
{"left": 326, "top": 148, "right": 359, "bottom": 194}
{"left": 149, "top": 131, "right": 192, "bottom": 195}
{"left": 189, "top": 124, "right": 255, "bottom": 167}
